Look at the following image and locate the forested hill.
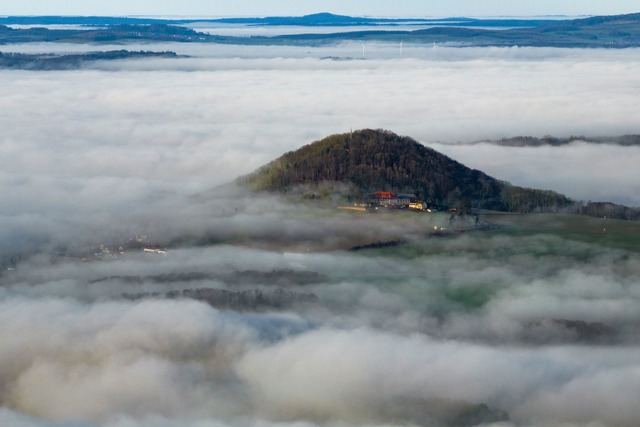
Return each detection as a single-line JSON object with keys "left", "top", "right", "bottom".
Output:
{"left": 1, "top": 13, "right": 639, "bottom": 48}
{"left": 261, "top": 12, "right": 640, "bottom": 48}
{"left": 0, "top": 23, "right": 213, "bottom": 44}
{"left": 238, "top": 129, "right": 573, "bottom": 212}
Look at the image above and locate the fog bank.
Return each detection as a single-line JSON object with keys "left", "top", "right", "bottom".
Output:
{"left": 2, "top": 231, "right": 640, "bottom": 425}
{"left": 1, "top": 43, "right": 639, "bottom": 426}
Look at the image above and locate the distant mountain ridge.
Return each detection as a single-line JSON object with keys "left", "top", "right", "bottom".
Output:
{"left": 0, "top": 23, "right": 212, "bottom": 44}
{"left": 0, "top": 13, "right": 560, "bottom": 28}
{"left": 480, "top": 134, "right": 640, "bottom": 147}
{"left": 263, "top": 12, "right": 640, "bottom": 48}
{"left": 1, "top": 12, "right": 639, "bottom": 48}
{"left": 238, "top": 129, "right": 574, "bottom": 213}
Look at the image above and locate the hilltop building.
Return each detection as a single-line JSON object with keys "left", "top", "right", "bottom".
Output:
{"left": 367, "top": 192, "right": 420, "bottom": 209}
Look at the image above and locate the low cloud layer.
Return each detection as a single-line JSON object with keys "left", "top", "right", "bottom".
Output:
{"left": 1, "top": 43, "right": 640, "bottom": 426}
{"left": 1, "top": 44, "right": 639, "bottom": 255}
{"left": 2, "top": 44, "right": 639, "bottom": 202}
{"left": 1, "top": 232, "right": 640, "bottom": 426}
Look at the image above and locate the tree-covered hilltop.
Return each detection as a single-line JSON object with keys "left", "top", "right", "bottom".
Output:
{"left": 238, "top": 129, "right": 573, "bottom": 213}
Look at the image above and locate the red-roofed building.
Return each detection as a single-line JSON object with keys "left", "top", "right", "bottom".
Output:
{"left": 367, "top": 192, "right": 417, "bottom": 208}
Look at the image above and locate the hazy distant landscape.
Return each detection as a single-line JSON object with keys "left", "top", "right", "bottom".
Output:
{"left": 1, "top": 13, "right": 640, "bottom": 47}
{"left": 1, "top": 9, "right": 640, "bottom": 427}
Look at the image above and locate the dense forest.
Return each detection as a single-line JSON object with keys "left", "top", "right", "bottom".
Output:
{"left": 239, "top": 129, "right": 574, "bottom": 213}
{"left": 0, "top": 23, "right": 212, "bottom": 44}
{"left": 0, "top": 50, "right": 178, "bottom": 70}
{"left": 490, "top": 134, "right": 640, "bottom": 147}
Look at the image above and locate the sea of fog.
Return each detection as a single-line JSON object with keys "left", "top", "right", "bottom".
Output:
{"left": 1, "top": 42, "right": 640, "bottom": 426}
{"left": 1, "top": 223, "right": 640, "bottom": 426}
{"left": 1, "top": 43, "right": 639, "bottom": 208}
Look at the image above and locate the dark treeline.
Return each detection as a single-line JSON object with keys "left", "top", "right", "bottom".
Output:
{"left": 0, "top": 14, "right": 559, "bottom": 28}
{"left": 0, "top": 50, "right": 178, "bottom": 70}
{"left": 1, "top": 13, "right": 639, "bottom": 48}
{"left": 499, "top": 185, "right": 574, "bottom": 214}
{"left": 91, "top": 269, "right": 326, "bottom": 287}
{"left": 0, "top": 23, "right": 212, "bottom": 44}
{"left": 491, "top": 134, "right": 640, "bottom": 147}
{"left": 123, "top": 287, "right": 319, "bottom": 312}
{"left": 579, "top": 202, "right": 640, "bottom": 221}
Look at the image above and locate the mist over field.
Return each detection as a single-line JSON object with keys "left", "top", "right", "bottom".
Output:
{"left": 2, "top": 233, "right": 640, "bottom": 426}
{"left": 2, "top": 41, "right": 640, "bottom": 426}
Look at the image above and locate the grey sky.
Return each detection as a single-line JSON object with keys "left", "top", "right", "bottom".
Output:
{"left": 1, "top": 0, "right": 638, "bottom": 17}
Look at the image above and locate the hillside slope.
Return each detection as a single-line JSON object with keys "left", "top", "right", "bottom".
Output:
{"left": 238, "top": 129, "right": 573, "bottom": 212}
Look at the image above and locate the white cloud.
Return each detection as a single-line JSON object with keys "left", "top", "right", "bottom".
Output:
{"left": 1, "top": 232, "right": 640, "bottom": 426}
{"left": 2, "top": 44, "right": 640, "bottom": 427}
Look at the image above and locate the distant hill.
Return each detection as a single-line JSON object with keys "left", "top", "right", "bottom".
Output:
{"left": 238, "top": 129, "right": 574, "bottom": 213}
{"left": 260, "top": 12, "right": 640, "bottom": 48}
{"left": 0, "top": 13, "right": 559, "bottom": 28}
{"left": 482, "top": 134, "right": 640, "bottom": 147}
{"left": 1, "top": 13, "right": 639, "bottom": 48}
{"left": 202, "top": 13, "right": 557, "bottom": 28}
{"left": 0, "top": 23, "right": 213, "bottom": 44}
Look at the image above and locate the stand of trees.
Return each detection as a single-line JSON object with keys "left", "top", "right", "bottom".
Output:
{"left": 240, "top": 129, "right": 573, "bottom": 213}
{"left": 499, "top": 185, "right": 574, "bottom": 213}
{"left": 0, "top": 50, "right": 178, "bottom": 70}
{"left": 579, "top": 202, "right": 640, "bottom": 220}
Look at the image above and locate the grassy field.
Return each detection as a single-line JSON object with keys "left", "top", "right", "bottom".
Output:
{"left": 479, "top": 212, "right": 640, "bottom": 253}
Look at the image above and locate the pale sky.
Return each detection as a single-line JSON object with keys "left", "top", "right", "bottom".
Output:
{"left": 1, "top": 0, "right": 638, "bottom": 17}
